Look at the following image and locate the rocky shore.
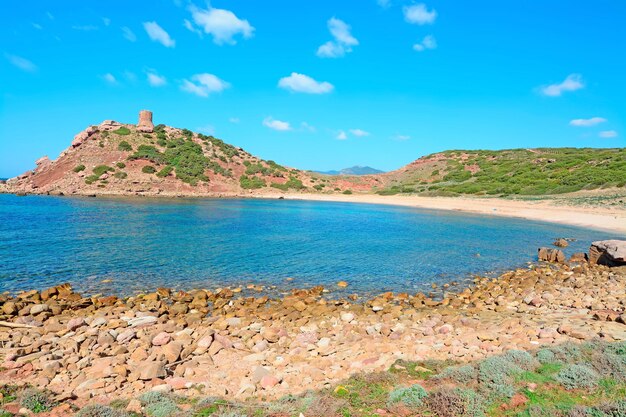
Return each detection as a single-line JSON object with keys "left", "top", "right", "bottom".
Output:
{"left": 1, "top": 242, "right": 626, "bottom": 414}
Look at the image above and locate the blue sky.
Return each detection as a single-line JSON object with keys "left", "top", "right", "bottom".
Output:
{"left": 1, "top": 1, "right": 625, "bottom": 177}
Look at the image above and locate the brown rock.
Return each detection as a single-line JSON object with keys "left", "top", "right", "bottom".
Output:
{"left": 589, "top": 240, "right": 626, "bottom": 266}
{"left": 139, "top": 361, "right": 166, "bottom": 380}
{"left": 538, "top": 247, "right": 565, "bottom": 263}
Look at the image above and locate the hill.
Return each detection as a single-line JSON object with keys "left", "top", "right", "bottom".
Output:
{"left": 376, "top": 148, "right": 626, "bottom": 196}
{"left": 316, "top": 166, "right": 385, "bottom": 176}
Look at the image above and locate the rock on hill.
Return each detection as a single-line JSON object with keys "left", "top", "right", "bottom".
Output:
{"left": 2, "top": 111, "right": 383, "bottom": 197}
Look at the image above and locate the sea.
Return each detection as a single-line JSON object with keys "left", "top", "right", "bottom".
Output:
{"left": 0, "top": 194, "right": 620, "bottom": 297}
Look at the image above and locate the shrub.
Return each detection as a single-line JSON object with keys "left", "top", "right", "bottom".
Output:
{"left": 118, "top": 141, "right": 132, "bottom": 151}
{"left": 113, "top": 127, "right": 131, "bottom": 135}
{"left": 142, "top": 165, "right": 157, "bottom": 174}
{"left": 20, "top": 388, "right": 54, "bottom": 413}
{"left": 342, "top": 189, "right": 353, "bottom": 195}
{"left": 437, "top": 364, "right": 477, "bottom": 384}
{"left": 93, "top": 165, "right": 114, "bottom": 176}
{"left": 114, "top": 172, "right": 127, "bottom": 179}
{"left": 590, "top": 352, "right": 626, "bottom": 382}
{"left": 139, "top": 391, "right": 167, "bottom": 406}
{"left": 477, "top": 356, "right": 521, "bottom": 398}
{"left": 555, "top": 364, "right": 599, "bottom": 390}
{"left": 536, "top": 349, "right": 557, "bottom": 364}
{"left": 77, "top": 404, "right": 129, "bottom": 417}
{"left": 74, "top": 164, "right": 86, "bottom": 173}
{"left": 240, "top": 175, "right": 265, "bottom": 189}
{"left": 595, "top": 399, "right": 626, "bottom": 417}
{"left": 116, "top": 162, "right": 126, "bottom": 169}
{"left": 144, "top": 399, "right": 178, "bottom": 417}
{"left": 425, "top": 389, "right": 465, "bottom": 417}
{"left": 503, "top": 349, "right": 537, "bottom": 371}
{"left": 85, "top": 175, "right": 100, "bottom": 184}
{"left": 156, "top": 166, "right": 174, "bottom": 178}
{"left": 388, "top": 384, "right": 428, "bottom": 408}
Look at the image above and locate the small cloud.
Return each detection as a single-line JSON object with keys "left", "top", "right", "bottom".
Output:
{"left": 301, "top": 122, "right": 316, "bottom": 132}
{"left": 5, "top": 54, "right": 37, "bottom": 72}
{"left": 197, "top": 125, "right": 215, "bottom": 135}
{"left": 183, "top": 19, "right": 203, "bottom": 37}
{"left": 72, "top": 25, "right": 98, "bottom": 31}
{"left": 403, "top": 4, "right": 437, "bottom": 25}
{"left": 395, "top": 134, "right": 410, "bottom": 141}
{"left": 599, "top": 130, "right": 618, "bottom": 138}
{"left": 540, "top": 74, "right": 584, "bottom": 97}
{"left": 229, "top": 117, "right": 240, "bottom": 123}
{"left": 413, "top": 34, "right": 437, "bottom": 51}
{"left": 32, "top": 23, "right": 43, "bottom": 30}
{"left": 143, "top": 21, "right": 175, "bottom": 48}
{"left": 278, "top": 72, "right": 334, "bottom": 94}
{"left": 124, "top": 71, "right": 137, "bottom": 82}
{"left": 263, "top": 117, "right": 291, "bottom": 131}
{"left": 377, "top": 0, "right": 391, "bottom": 8}
{"left": 181, "top": 73, "right": 230, "bottom": 97}
{"left": 569, "top": 117, "right": 607, "bottom": 127}
{"left": 146, "top": 70, "right": 167, "bottom": 87}
{"left": 46, "top": 12, "right": 54, "bottom": 20}
{"left": 316, "top": 17, "right": 358, "bottom": 58}
{"left": 189, "top": 5, "right": 254, "bottom": 45}
{"left": 102, "top": 17, "right": 111, "bottom": 27}
{"left": 336, "top": 130, "right": 348, "bottom": 140}
{"left": 350, "top": 129, "right": 370, "bottom": 137}
{"left": 102, "top": 73, "right": 118, "bottom": 85}
{"left": 121, "top": 27, "right": 137, "bottom": 42}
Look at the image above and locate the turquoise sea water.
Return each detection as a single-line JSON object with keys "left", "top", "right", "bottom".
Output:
{"left": 0, "top": 194, "right": 620, "bottom": 297}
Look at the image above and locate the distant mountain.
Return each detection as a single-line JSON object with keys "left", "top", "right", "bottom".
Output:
{"left": 317, "top": 166, "right": 385, "bottom": 176}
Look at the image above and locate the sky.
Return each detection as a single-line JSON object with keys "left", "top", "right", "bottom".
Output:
{"left": 1, "top": 1, "right": 625, "bottom": 178}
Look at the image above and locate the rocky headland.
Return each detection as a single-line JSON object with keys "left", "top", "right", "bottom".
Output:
{"left": 1, "top": 240, "right": 626, "bottom": 416}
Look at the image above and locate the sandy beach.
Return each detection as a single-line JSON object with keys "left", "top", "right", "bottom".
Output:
{"left": 272, "top": 193, "right": 626, "bottom": 235}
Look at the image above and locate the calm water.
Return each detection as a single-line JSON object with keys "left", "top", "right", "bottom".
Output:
{"left": 0, "top": 194, "right": 620, "bottom": 297}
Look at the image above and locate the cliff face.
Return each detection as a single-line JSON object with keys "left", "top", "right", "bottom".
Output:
{"left": 2, "top": 113, "right": 340, "bottom": 197}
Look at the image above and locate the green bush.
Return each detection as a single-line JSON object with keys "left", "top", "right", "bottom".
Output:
{"left": 20, "top": 388, "right": 54, "bottom": 413}
{"left": 113, "top": 127, "right": 131, "bottom": 135}
{"left": 240, "top": 175, "right": 266, "bottom": 189}
{"left": 437, "top": 364, "right": 477, "bottom": 384}
{"left": 156, "top": 166, "right": 174, "bottom": 178}
{"left": 74, "top": 164, "right": 86, "bottom": 173}
{"left": 145, "top": 400, "right": 178, "bottom": 417}
{"left": 342, "top": 190, "right": 353, "bottom": 195}
{"left": 477, "top": 356, "right": 521, "bottom": 398}
{"left": 92, "top": 165, "right": 114, "bottom": 176}
{"left": 118, "top": 141, "right": 132, "bottom": 151}
{"left": 536, "top": 349, "right": 557, "bottom": 364}
{"left": 77, "top": 404, "right": 129, "bottom": 417}
{"left": 114, "top": 172, "right": 127, "bottom": 179}
{"left": 555, "top": 364, "right": 600, "bottom": 390}
{"left": 271, "top": 177, "right": 305, "bottom": 191}
{"left": 388, "top": 384, "right": 428, "bottom": 408}
{"left": 503, "top": 349, "right": 537, "bottom": 371}
{"left": 142, "top": 165, "right": 157, "bottom": 174}
{"left": 116, "top": 162, "right": 126, "bottom": 169}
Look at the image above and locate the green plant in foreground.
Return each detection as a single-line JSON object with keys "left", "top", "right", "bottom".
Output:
{"left": 556, "top": 364, "right": 600, "bottom": 390}
{"left": 20, "top": 388, "right": 53, "bottom": 413}
{"left": 388, "top": 384, "right": 428, "bottom": 408}
{"left": 144, "top": 400, "right": 178, "bottom": 417}
{"left": 77, "top": 404, "right": 129, "bottom": 417}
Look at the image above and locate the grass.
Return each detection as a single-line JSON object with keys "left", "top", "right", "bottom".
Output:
{"left": 112, "top": 127, "right": 131, "bottom": 135}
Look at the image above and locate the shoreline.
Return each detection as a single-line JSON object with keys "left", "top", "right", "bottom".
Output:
{"left": 3, "top": 188, "right": 626, "bottom": 234}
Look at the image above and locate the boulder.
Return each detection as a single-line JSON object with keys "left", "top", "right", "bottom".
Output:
{"left": 538, "top": 247, "right": 565, "bottom": 263}
{"left": 139, "top": 361, "right": 166, "bottom": 380}
{"left": 589, "top": 240, "right": 626, "bottom": 266}
{"left": 553, "top": 238, "right": 569, "bottom": 248}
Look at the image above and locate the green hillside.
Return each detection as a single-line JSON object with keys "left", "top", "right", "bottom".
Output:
{"left": 380, "top": 148, "right": 626, "bottom": 196}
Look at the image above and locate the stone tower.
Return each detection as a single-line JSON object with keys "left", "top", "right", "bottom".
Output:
{"left": 137, "top": 110, "right": 154, "bottom": 133}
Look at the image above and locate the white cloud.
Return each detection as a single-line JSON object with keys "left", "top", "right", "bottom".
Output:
{"left": 336, "top": 130, "right": 348, "bottom": 140}
{"left": 229, "top": 117, "right": 240, "bottom": 123}
{"left": 350, "top": 129, "right": 370, "bottom": 137}
{"left": 301, "top": 122, "right": 316, "bottom": 132}
{"left": 395, "top": 134, "right": 411, "bottom": 141}
{"left": 32, "top": 23, "right": 43, "bottom": 30}
{"left": 263, "top": 117, "right": 291, "bottom": 131}
{"left": 72, "top": 25, "right": 98, "bottom": 31}
{"left": 278, "top": 72, "right": 334, "bottom": 94}
{"left": 599, "top": 130, "right": 618, "bottom": 138}
{"left": 121, "top": 27, "right": 136, "bottom": 42}
{"left": 46, "top": 12, "right": 54, "bottom": 20}
{"left": 377, "top": 0, "right": 391, "bottom": 8}
{"left": 316, "top": 17, "right": 358, "bottom": 58}
{"left": 5, "top": 54, "right": 37, "bottom": 72}
{"left": 102, "top": 73, "right": 117, "bottom": 85}
{"left": 569, "top": 117, "right": 607, "bottom": 127}
{"left": 413, "top": 34, "right": 437, "bottom": 51}
{"left": 146, "top": 71, "right": 167, "bottom": 87}
{"left": 183, "top": 19, "right": 203, "bottom": 37}
{"left": 143, "top": 21, "right": 175, "bottom": 48}
{"left": 403, "top": 4, "right": 437, "bottom": 25}
{"left": 197, "top": 125, "right": 215, "bottom": 135}
{"left": 103, "top": 17, "right": 111, "bottom": 27}
{"left": 540, "top": 74, "right": 584, "bottom": 97}
{"left": 189, "top": 5, "right": 254, "bottom": 45}
{"left": 181, "top": 73, "right": 230, "bottom": 97}
{"left": 124, "top": 71, "right": 137, "bottom": 82}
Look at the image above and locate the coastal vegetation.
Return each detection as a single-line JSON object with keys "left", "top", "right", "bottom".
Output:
{"left": 380, "top": 148, "right": 626, "bottom": 196}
